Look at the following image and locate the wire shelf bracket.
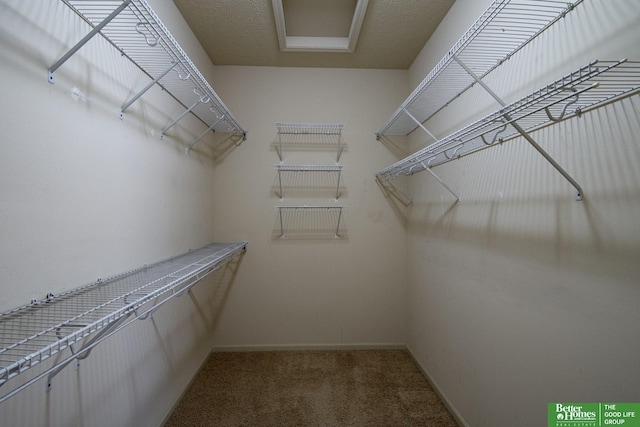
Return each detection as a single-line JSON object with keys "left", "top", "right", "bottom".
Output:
{"left": 49, "top": 0, "right": 246, "bottom": 144}
{"left": 0, "top": 242, "right": 247, "bottom": 404}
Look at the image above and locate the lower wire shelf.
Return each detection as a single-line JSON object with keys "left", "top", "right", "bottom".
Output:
{"left": 0, "top": 241, "right": 247, "bottom": 404}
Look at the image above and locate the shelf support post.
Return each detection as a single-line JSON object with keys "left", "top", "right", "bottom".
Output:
{"left": 187, "top": 114, "right": 225, "bottom": 152}
{"left": 46, "top": 314, "right": 131, "bottom": 392}
{"left": 277, "top": 167, "right": 283, "bottom": 200}
{"left": 48, "top": 0, "right": 132, "bottom": 84}
{"left": 160, "top": 98, "right": 203, "bottom": 139}
{"left": 335, "top": 207, "right": 343, "bottom": 238}
{"left": 452, "top": 55, "right": 584, "bottom": 201}
{"left": 403, "top": 108, "right": 438, "bottom": 142}
{"left": 278, "top": 208, "right": 285, "bottom": 238}
{"left": 377, "top": 176, "right": 413, "bottom": 206}
{"left": 421, "top": 162, "right": 461, "bottom": 202}
{"left": 120, "top": 60, "right": 179, "bottom": 119}
{"left": 335, "top": 169, "right": 342, "bottom": 201}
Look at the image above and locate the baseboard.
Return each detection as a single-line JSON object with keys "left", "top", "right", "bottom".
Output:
{"left": 160, "top": 348, "right": 218, "bottom": 426}
{"left": 211, "top": 343, "right": 407, "bottom": 352}
{"left": 406, "top": 346, "right": 469, "bottom": 427}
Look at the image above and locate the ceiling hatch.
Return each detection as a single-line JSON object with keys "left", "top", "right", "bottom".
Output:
{"left": 272, "top": 0, "right": 369, "bottom": 53}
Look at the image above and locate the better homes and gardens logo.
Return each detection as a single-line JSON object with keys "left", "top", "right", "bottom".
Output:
{"left": 549, "top": 403, "right": 640, "bottom": 427}
{"left": 551, "top": 403, "right": 597, "bottom": 426}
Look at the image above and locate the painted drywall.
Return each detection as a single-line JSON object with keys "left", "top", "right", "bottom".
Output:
{"left": 403, "top": 0, "right": 640, "bottom": 426}
{"left": 0, "top": 0, "right": 240, "bottom": 425}
{"left": 203, "top": 65, "right": 409, "bottom": 349}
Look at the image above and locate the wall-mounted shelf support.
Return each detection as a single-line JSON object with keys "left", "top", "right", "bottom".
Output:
{"left": 187, "top": 114, "right": 226, "bottom": 152}
{"left": 376, "top": 176, "right": 413, "bottom": 207}
{"left": 161, "top": 94, "right": 209, "bottom": 139}
{"left": 120, "top": 60, "right": 179, "bottom": 119}
{"left": 48, "top": 0, "right": 132, "bottom": 84}
{"left": 0, "top": 242, "right": 247, "bottom": 404}
{"left": 50, "top": 0, "right": 246, "bottom": 142}
{"left": 402, "top": 109, "right": 438, "bottom": 142}
{"left": 422, "top": 163, "right": 461, "bottom": 203}
{"left": 452, "top": 54, "right": 584, "bottom": 200}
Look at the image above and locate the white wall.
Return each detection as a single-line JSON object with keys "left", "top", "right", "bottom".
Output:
{"left": 0, "top": 0, "right": 240, "bottom": 425}
{"left": 404, "top": 0, "right": 640, "bottom": 426}
{"left": 205, "top": 65, "right": 409, "bottom": 349}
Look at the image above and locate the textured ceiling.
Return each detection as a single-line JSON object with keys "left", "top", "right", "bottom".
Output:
{"left": 172, "top": 0, "right": 456, "bottom": 69}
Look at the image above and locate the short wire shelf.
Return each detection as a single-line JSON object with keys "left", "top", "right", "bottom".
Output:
{"left": 275, "top": 206, "right": 345, "bottom": 239}
{"left": 51, "top": 0, "right": 246, "bottom": 146}
{"left": 275, "top": 123, "right": 344, "bottom": 135}
{"left": 0, "top": 242, "right": 247, "bottom": 404}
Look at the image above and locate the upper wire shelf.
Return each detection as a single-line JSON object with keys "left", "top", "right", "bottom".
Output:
{"left": 376, "top": 0, "right": 583, "bottom": 137}
{"left": 275, "top": 123, "right": 344, "bottom": 135}
{"left": 51, "top": 0, "right": 246, "bottom": 143}
{"left": 0, "top": 242, "right": 247, "bottom": 404}
{"left": 275, "top": 123, "right": 345, "bottom": 162}
{"left": 376, "top": 60, "right": 640, "bottom": 180}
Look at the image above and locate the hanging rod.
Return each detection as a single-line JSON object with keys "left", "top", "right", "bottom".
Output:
{"left": 50, "top": 0, "right": 246, "bottom": 139}
{"left": 376, "top": 59, "right": 640, "bottom": 194}
{"left": 375, "top": 0, "right": 583, "bottom": 138}
{"left": 0, "top": 242, "right": 247, "bottom": 404}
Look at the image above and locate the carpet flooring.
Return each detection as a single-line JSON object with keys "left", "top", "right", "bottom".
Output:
{"left": 164, "top": 349, "right": 458, "bottom": 426}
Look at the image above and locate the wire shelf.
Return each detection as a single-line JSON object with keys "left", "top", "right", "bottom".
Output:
{"left": 376, "top": 60, "right": 640, "bottom": 179}
{"left": 275, "top": 165, "right": 344, "bottom": 200}
{"left": 274, "top": 123, "right": 345, "bottom": 162}
{"left": 275, "top": 123, "right": 344, "bottom": 135}
{"left": 376, "top": 0, "right": 583, "bottom": 137}
{"left": 0, "top": 242, "right": 247, "bottom": 403}
{"left": 275, "top": 206, "right": 345, "bottom": 239}
{"left": 275, "top": 165, "right": 343, "bottom": 172}
{"left": 52, "top": 0, "right": 246, "bottom": 141}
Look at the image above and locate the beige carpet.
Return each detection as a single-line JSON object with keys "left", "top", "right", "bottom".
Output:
{"left": 165, "top": 349, "right": 458, "bottom": 426}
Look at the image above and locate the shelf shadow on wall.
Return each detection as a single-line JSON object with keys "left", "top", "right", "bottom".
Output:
{"left": 272, "top": 207, "right": 348, "bottom": 241}
{"left": 271, "top": 171, "right": 347, "bottom": 200}
{"left": 271, "top": 133, "right": 347, "bottom": 163}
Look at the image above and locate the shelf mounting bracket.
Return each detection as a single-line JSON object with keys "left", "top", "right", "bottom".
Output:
{"left": 48, "top": 0, "right": 132, "bottom": 84}
{"left": 403, "top": 108, "right": 438, "bottom": 142}
{"left": 120, "top": 60, "right": 179, "bottom": 119}
{"left": 421, "top": 161, "right": 461, "bottom": 202}
{"left": 452, "top": 55, "right": 584, "bottom": 201}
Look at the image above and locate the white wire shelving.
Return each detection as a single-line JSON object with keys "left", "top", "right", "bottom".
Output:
{"left": 375, "top": 0, "right": 584, "bottom": 138}
{"left": 49, "top": 0, "right": 246, "bottom": 148}
{"left": 377, "top": 60, "right": 640, "bottom": 197}
{"left": 275, "top": 164, "right": 344, "bottom": 201}
{"left": 275, "top": 123, "right": 344, "bottom": 162}
{"left": 0, "top": 242, "right": 247, "bottom": 404}
{"left": 276, "top": 206, "right": 345, "bottom": 239}
{"left": 273, "top": 123, "right": 347, "bottom": 238}
{"left": 374, "top": 0, "right": 640, "bottom": 202}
